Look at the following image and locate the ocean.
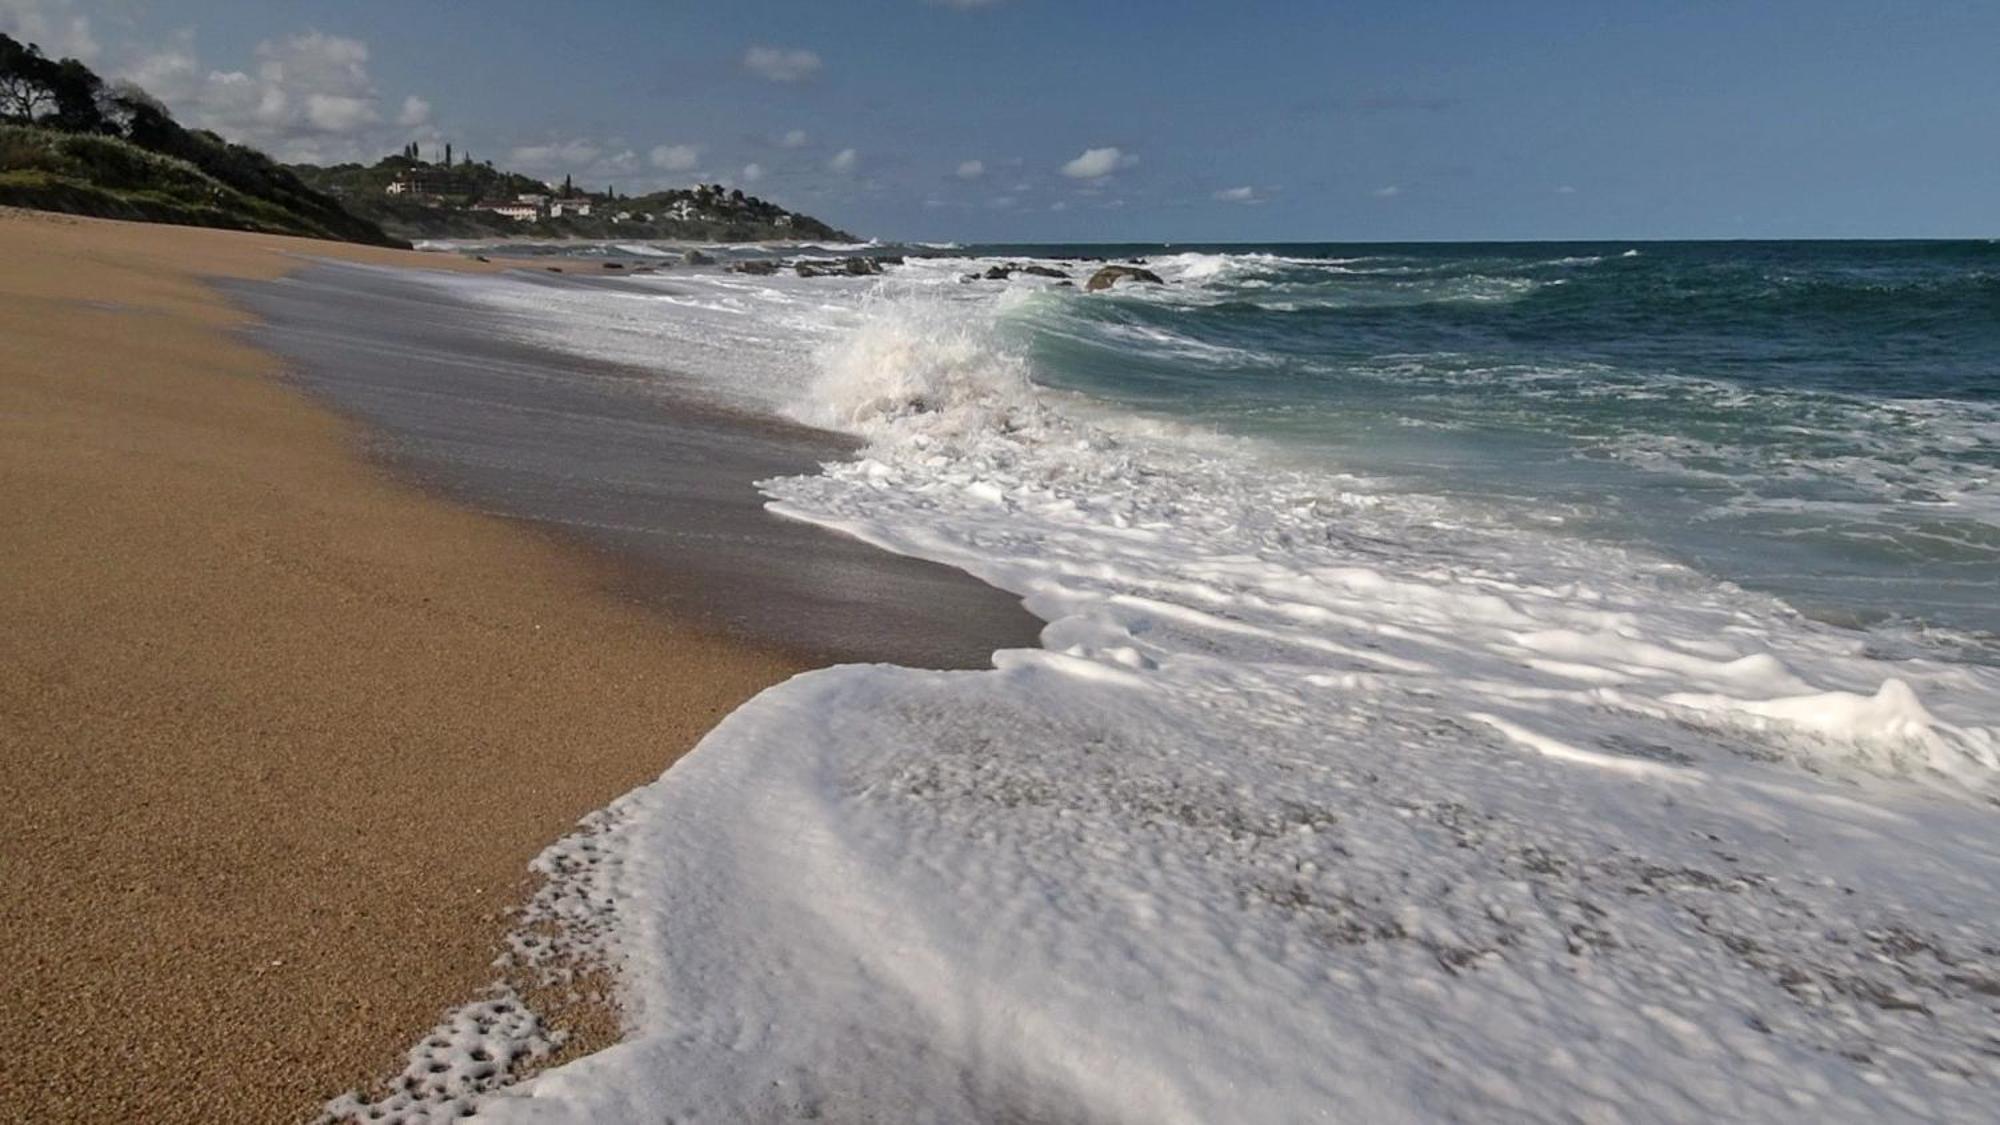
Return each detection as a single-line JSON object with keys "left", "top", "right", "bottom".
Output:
{"left": 998, "top": 241, "right": 1999, "bottom": 660}
{"left": 379, "top": 240, "right": 1998, "bottom": 1121}
{"left": 422, "top": 238, "right": 2000, "bottom": 662}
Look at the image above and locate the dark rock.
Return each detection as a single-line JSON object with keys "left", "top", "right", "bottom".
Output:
{"left": 983, "top": 262, "right": 1070, "bottom": 281}
{"left": 877, "top": 255, "right": 905, "bottom": 266}
{"left": 1054, "top": 280, "right": 1074, "bottom": 288}
{"left": 841, "top": 256, "right": 881, "bottom": 276}
{"left": 472, "top": 255, "right": 491, "bottom": 263}
{"left": 602, "top": 261, "right": 624, "bottom": 269}
{"left": 545, "top": 266, "right": 563, "bottom": 273}
{"left": 1085, "top": 264, "right": 1164, "bottom": 292}
{"left": 730, "top": 260, "right": 779, "bottom": 276}
{"left": 683, "top": 250, "right": 715, "bottom": 266}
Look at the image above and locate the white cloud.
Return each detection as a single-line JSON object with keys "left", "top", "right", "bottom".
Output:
{"left": 778, "top": 129, "right": 808, "bottom": 148}
{"left": 956, "top": 159, "right": 985, "bottom": 180}
{"left": 743, "top": 45, "right": 821, "bottom": 82}
{"left": 1213, "top": 185, "right": 1259, "bottom": 204}
{"left": 988, "top": 194, "right": 1016, "bottom": 209}
{"left": 1556, "top": 184, "right": 1577, "bottom": 194}
{"left": 305, "top": 93, "right": 374, "bottom": 133}
{"left": 1373, "top": 184, "right": 1401, "bottom": 198}
{"left": 649, "top": 143, "right": 700, "bottom": 171}
{"left": 741, "top": 162, "right": 764, "bottom": 184}
{"left": 121, "top": 30, "right": 200, "bottom": 102}
{"left": 828, "top": 147, "right": 858, "bottom": 174}
{"left": 511, "top": 140, "right": 658, "bottom": 191}
{"left": 0, "top": 0, "right": 99, "bottom": 62}
{"left": 510, "top": 139, "right": 604, "bottom": 171}
{"left": 397, "top": 94, "right": 431, "bottom": 128}
{"left": 115, "top": 30, "right": 432, "bottom": 163}
{"left": 509, "top": 138, "right": 672, "bottom": 190}
{"left": 1060, "top": 145, "right": 1136, "bottom": 180}
{"left": 1049, "top": 200, "right": 1069, "bottom": 212}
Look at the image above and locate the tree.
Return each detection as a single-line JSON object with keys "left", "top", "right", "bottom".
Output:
{"left": 111, "top": 83, "right": 176, "bottom": 151}
{"left": 0, "top": 34, "right": 59, "bottom": 122}
{"left": 562, "top": 173, "right": 572, "bottom": 196}
{"left": 0, "top": 34, "right": 113, "bottom": 133}
{"left": 42, "top": 57, "right": 102, "bottom": 130}
{"left": 444, "top": 142, "right": 452, "bottom": 167}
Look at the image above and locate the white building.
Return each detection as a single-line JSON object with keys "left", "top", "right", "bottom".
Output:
{"left": 549, "top": 199, "right": 593, "bottom": 218}
{"left": 385, "top": 170, "right": 454, "bottom": 199}
{"left": 477, "top": 201, "right": 541, "bottom": 222}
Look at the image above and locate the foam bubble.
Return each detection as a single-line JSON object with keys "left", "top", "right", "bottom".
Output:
{"left": 394, "top": 260, "right": 2000, "bottom": 1123}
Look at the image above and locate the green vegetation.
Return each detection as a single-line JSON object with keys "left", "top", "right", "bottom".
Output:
{"left": 291, "top": 157, "right": 857, "bottom": 243}
{"left": 0, "top": 30, "right": 854, "bottom": 247}
{"left": 0, "top": 33, "right": 401, "bottom": 246}
{"left": 0, "top": 124, "right": 397, "bottom": 242}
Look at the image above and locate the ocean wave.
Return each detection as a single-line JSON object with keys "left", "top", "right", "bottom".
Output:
{"left": 474, "top": 280, "right": 2000, "bottom": 1123}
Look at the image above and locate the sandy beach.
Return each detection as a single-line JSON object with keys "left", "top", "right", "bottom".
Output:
{"left": 0, "top": 210, "right": 1026, "bottom": 1122}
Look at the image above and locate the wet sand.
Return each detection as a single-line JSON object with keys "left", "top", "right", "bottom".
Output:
{"left": 222, "top": 260, "right": 1040, "bottom": 666}
{"left": 0, "top": 211, "right": 1036, "bottom": 1122}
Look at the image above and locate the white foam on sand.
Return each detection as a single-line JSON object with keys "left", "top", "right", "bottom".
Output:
{"left": 405, "top": 259, "right": 2000, "bottom": 1123}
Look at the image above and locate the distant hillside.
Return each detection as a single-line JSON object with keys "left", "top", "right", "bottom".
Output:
{"left": 0, "top": 34, "right": 401, "bottom": 246}
{"left": 290, "top": 156, "right": 857, "bottom": 243}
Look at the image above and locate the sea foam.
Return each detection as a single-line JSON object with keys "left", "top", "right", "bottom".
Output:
{"left": 391, "top": 251, "right": 2000, "bottom": 1122}
{"left": 356, "top": 247, "right": 2000, "bottom": 1120}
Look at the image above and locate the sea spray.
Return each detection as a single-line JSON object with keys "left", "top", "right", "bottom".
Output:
{"left": 397, "top": 241, "right": 2000, "bottom": 1122}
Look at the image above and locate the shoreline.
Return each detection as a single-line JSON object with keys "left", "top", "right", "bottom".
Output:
{"left": 0, "top": 211, "right": 1026, "bottom": 1121}
{"left": 220, "top": 259, "right": 1041, "bottom": 668}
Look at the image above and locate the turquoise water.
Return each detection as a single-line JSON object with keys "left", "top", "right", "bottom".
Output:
{"left": 980, "top": 241, "right": 1999, "bottom": 660}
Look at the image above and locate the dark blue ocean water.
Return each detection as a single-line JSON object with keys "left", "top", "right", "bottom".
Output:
{"left": 976, "top": 240, "right": 1999, "bottom": 660}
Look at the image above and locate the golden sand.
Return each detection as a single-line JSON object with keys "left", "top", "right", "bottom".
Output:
{"left": 0, "top": 211, "right": 810, "bottom": 1121}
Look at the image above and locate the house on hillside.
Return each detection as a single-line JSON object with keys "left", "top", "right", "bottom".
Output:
{"left": 549, "top": 198, "right": 592, "bottom": 219}
{"left": 475, "top": 200, "right": 541, "bottom": 222}
{"left": 385, "top": 169, "right": 458, "bottom": 201}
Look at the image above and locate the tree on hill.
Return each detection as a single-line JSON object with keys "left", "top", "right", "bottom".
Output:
{"left": 0, "top": 31, "right": 401, "bottom": 246}
{"left": 1, "top": 36, "right": 109, "bottom": 133}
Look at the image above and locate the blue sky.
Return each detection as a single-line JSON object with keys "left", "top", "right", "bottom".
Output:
{"left": 5, "top": 0, "right": 1996, "bottom": 241}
